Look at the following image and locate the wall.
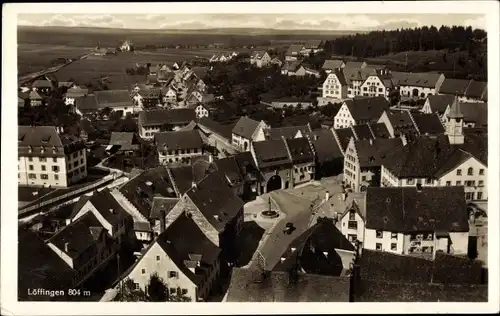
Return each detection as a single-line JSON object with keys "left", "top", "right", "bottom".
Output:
{"left": 195, "top": 105, "right": 209, "bottom": 118}
{"left": 347, "top": 80, "right": 363, "bottom": 98}
{"left": 158, "top": 147, "right": 204, "bottom": 165}
{"left": 363, "top": 229, "right": 406, "bottom": 254}
{"left": 322, "top": 73, "right": 346, "bottom": 100}
{"left": 343, "top": 139, "right": 358, "bottom": 190}
{"left": 261, "top": 167, "right": 294, "bottom": 193}
{"left": 19, "top": 154, "right": 68, "bottom": 188}
{"left": 232, "top": 134, "right": 250, "bottom": 152}
{"left": 334, "top": 103, "right": 355, "bottom": 129}
{"left": 377, "top": 111, "right": 396, "bottom": 138}
{"left": 66, "top": 149, "right": 88, "bottom": 185}
{"left": 340, "top": 209, "right": 365, "bottom": 246}
{"left": 125, "top": 242, "right": 198, "bottom": 301}
{"left": 360, "top": 76, "right": 389, "bottom": 99}
{"left": 449, "top": 232, "right": 469, "bottom": 255}
{"left": 140, "top": 124, "right": 161, "bottom": 140}
{"left": 292, "top": 161, "right": 315, "bottom": 186}
{"left": 399, "top": 86, "right": 436, "bottom": 99}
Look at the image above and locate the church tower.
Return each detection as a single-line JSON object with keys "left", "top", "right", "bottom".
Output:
{"left": 446, "top": 95, "right": 464, "bottom": 145}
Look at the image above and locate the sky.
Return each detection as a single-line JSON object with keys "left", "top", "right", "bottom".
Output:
{"left": 17, "top": 13, "right": 486, "bottom": 31}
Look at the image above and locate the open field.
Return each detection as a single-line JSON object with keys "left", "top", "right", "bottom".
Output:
{"left": 18, "top": 43, "right": 93, "bottom": 75}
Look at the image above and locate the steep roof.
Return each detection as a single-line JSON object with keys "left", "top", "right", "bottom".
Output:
{"left": 333, "top": 127, "right": 356, "bottom": 152}
{"left": 75, "top": 94, "right": 99, "bottom": 112}
{"left": 285, "top": 137, "right": 315, "bottom": 164}
{"left": 355, "top": 138, "right": 403, "bottom": 168}
{"left": 411, "top": 112, "right": 445, "bottom": 135}
{"left": 342, "top": 67, "right": 376, "bottom": 84}
{"left": 85, "top": 188, "right": 131, "bottom": 228}
{"left": 252, "top": 138, "right": 293, "bottom": 169}
{"left": 150, "top": 197, "right": 179, "bottom": 220}
{"left": 438, "top": 78, "right": 471, "bottom": 95}
{"left": 226, "top": 268, "right": 350, "bottom": 302}
{"left": 65, "top": 87, "right": 89, "bottom": 98}
{"left": 186, "top": 171, "right": 244, "bottom": 232}
{"left": 352, "top": 124, "right": 373, "bottom": 140}
{"left": 94, "top": 90, "right": 132, "bottom": 108}
{"left": 212, "top": 157, "right": 244, "bottom": 187}
{"left": 365, "top": 186, "right": 469, "bottom": 232}
{"left": 198, "top": 117, "right": 234, "bottom": 140}
{"left": 232, "top": 116, "right": 261, "bottom": 139}
{"left": 139, "top": 108, "right": 196, "bottom": 126}
{"left": 282, "top": 61, "right": 302, "bottom": 72}
{"left": 155, "top": 213, "right": 221, "bottom": 286}
{"left": 18, "top": 125, "right": 85, "bottom": 158}
{"left": 267, "top": 125, "right": 311, "bottom": 140}
{"left": 369, "top": 122, "right": 391, "bottom": 139}
{"left": 464, "top": 80, "right": 487, "bottom": 99}
{"left": 251, "top": 51, "right": 269, "bottom": 60}
{"left": 455, "top": 102, "right": 488, "bottom": 127}
{"left": 345, "top": 96, "right": 391, "bottom": 122}
{"left": 109, "top": 132, "right": 138, "bottom": 151}
{"left": 286, "top": 44, "right": 304, "bottom": 56}
{"left": 154, "top": 130, "right": 203, "bottom": 151}
{"left": 447, "top": 95, "right": 463, "bottom": 119}
{"left": 391, "top": 72, "right": 443, "bottom": 88}
{"left": 32, "top": 79, "right": 54, "bottom": 88}
{"left": 426, "top": 94, "right": 456, "bottom": 114}
{"left": 322, "top": 59, "right": 344, "bottom": 70}
{"left": 310, "top": 129, "right": 343, "bottom": 162}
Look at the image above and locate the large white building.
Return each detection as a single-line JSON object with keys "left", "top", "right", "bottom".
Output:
{"left": 339, "top": 186, "right": 470, "bottom": 257}
{"left": 155, "top": 130, "right": 205, "bottom": 165}
{"left": 18, "top": 126, "right": 87, "bottom": 188}
{"left": 391, "top": 72, "right": 445, "bottom": 99}
{"left": 333, "top": 96, "right": 391, "bottom": 129}
{"left": 231, "top": 116, "right": 268, "bottom": 152}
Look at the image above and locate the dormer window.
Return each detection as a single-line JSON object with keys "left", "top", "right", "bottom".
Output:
{"left": 52, "top": 146, "right": 57, "bottom": 154}
{"left": 28, "top": 146, "right": 33, "bottom": 153}
{"left": 40, "top": 147, "right": 45, "bottom": 154}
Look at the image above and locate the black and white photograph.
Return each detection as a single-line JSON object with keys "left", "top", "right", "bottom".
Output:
{"left": 1, "top": 1, "right": 499, "bottom": 315}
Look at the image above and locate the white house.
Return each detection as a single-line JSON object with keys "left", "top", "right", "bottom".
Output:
{"left": 391, "top": 72, "right": 445, "bottom": 99}
{"left": 120, "top": 40, "right": 133, "bottom": 51}
{"left": 322, "top": 59, "right": 345, "bottom": 73}
{"left": 342, "top": 67, "right": 378, "bottom": 98}
{"left": 359, "top": 70, "right": 394, "bottom": 100}
{"left": 231, "top": 116, "right": 268, "bottom": 152}
{"left": 64, "top": 87, "right": 88, "bottom": 106}
{"left": 155, "top": 130, "right": 205, "bottom": 165}
{"left": 116, "top": 213, "right": 221, "bottom": 302}
{"left": 250, "top": 51, "right": 271, "bottom": 68}
{"left": 285, "top": 44, "right": 304, "bottom": 61}
{"left": 322, "top": 69, "right": 348, "bottom": 101}
{"left": 333, "top": 96, "right": 391, "bottom": 129}
{"left": 442, "top": 102, "right": 488, "bottom": 128}
{"left": 18, "top": 126, "right": 87, "bottom": 188}
{"left": 341, "top": 186, "right": 470, "bottom": 257}
{"left": 438, "top": 78, "right": 487, "bottom": 103}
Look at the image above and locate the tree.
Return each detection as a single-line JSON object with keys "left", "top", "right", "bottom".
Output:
{"left": 147, "top": 274, "right": 168, "bottom": 302}
{"left": 100, "top": 107, "right": 113, "bottom": 119}
{"left": 117, "top": 275, "right": 193, "bottom": 302}
{"left": 118, "top": 278, "right": 147, "bottom": 302}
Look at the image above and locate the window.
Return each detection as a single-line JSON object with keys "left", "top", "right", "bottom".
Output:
{"left": 349, "top": 210, "right": 356, "bottom": 221}
{"left": 456, "top": 169, "right": 462, "bottom": 176}
{"left": 376, "top": 243, "right": 382, "bottom": 250}
{"left": 181, "top": 289, "right": 188, "bottom": 295}
{"left": 446, "top": 181, "right": 451, "bottom": 186}
{"left": 80, "top": 166, "right": 85, "bottom": 173}
{"left": 169, "top": 271, "right": 178, "bottom": 278}
{"left": 407, "top": 178, "right": 414, "bottom": 185}
{"left": 156, "top": 255, "right": 160, "bottom": 261}
{"left": 467, "top": 167, "right": 473, "bottom": 176}
{"left": 80, "top": 158, "right": 84, "bottom": 164}
{"left": 72, "top": 152, "right": 78, "bottom": 159}
{"left": 465, "top": 192, "right": 474, "bottom": 200}
{"left": 479, "top": 169, "right": 484, "bottom": 175}
{"left": 478, "top": 180, "right": 484, "bottom": 187}
{"left": 54, "top": 174, "right": 59, "bottom": 180}
{"left": 391, "top": 243, "right": 397, "bottom": 251}
{"left": 135, "top": 283, "right": 140, "bottom": 290}
{"left": 169, "top": 288, "right": 176, "bottom": 295}
{"left": 477, "top": 192, "right": 483, "bottom": 200}
{"left": 456, "top": 181, "right": 462, "bottom": 186}
{"left": 376, "top": 230, "right": 383, "bottom": 238}
{"left": 378, "top": 88, "right": 383, "bottom": 92}
{"left": 391, "top": 233, "right": 398, "bottom": 239}
{"left": 361, "top": 176, "right": 366, "bottom": 181}
{"left": 348, "top": 221, "right": 358, "bottom": 229}
{"left": 52, "top": 166, "right": 60, "bottom": 172}
{"left": 141, "top": 268, "right": 146, "bottom": 274}
{"left": 28, "top": 174, "right": 36, "bottom": 179}
{"left": 28, "top": 157, "right": 33, "bottom": 162}
{"left": 426, "top": 178, "right": 432, "bottom": 184}
{"left": 39, "top": 157, "right": 47, "bottom": 162}
{"left": 41, "top": 174, "right": 48, "bottom": 180}
{"left": 348, "top": 234, "right": 357, "bottom": 243}
{"left": 53, "top": 157, "right": 57, "bottom": 163}
{"left": 41, "top": 165, "right": 46, "bottom": 171}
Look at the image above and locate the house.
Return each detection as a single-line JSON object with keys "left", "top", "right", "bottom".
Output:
{"left": 332, "top": 123, "right": 392, "bottom": 156}
{"left": 64, "top": 87, "right": 88, "bottom": 106}
{"left": 322, "top": 59, "right": 346, "bottom": 73}
{"left": 285, "top": 44, "right": 304, "bottom": 61}
{"left": 442, "top": 102, "right": 488, "bottom": 128}
{"left": 281, "top": 61, "right": 302, "bottom": 75}
{"left": 138, "top": 108, "right": 196, "bottom": 140}
{"left": 233, "top": 151, "right": 262, "bottom": 200}
{"left": 225, "top": 267, "right": 351, "bottom": 302}
{"left": 32, "top": 79, "right": 55, "bottom": 95}
{"left": 108, "top": 132, "right": 140, "bottom": 155}
{"left": 162, "top": 171, "right": 245, "bottom": 263}
{"left": 161, "top": 86, "right": 178, "bottom": 105}
{"left": 18, "top": 228, "right": 80, "bottom": 301}
{"left": 344, "top": 61, "right": 367, "bottom": 69}
{"left": 321, "top": 68, "right": 348, "bottom": 101}
{"left": 134, "top": 88, "right": 163, "bottom": 108}
{"left": 18, "top": 91, "right": 30, "bottom": 108}
{"left": 310, "top": 129, "right": 344, "bottom": 178}
{"left": 115, "top": 213, "right": 221, "bottom": 302}
{"left": 197, "top": 118, "right": 240, "bottom": 156}
{"left": 120, "top": 40, "right": 133, "bottom": 52}
{"left": 186, "top": 92, "right": 215, "bottom": 107}
{"left": 18, "top": 126, "right": 87, "bottom": 188}
{"left": 29, "top": 89, "right": 44, "bottom": 106}
{"left": 377, "top": 109, "right": 445, "bottom": 138}
{"left": 46, "top": 212, "right": 117, "bottom": 285}
{"left": 209, "top": 52, "right": 232, "bottom": 63}
{"left": 231, "top": 116, "right": 268, "bottom": 152}
{"left": 421, "top": 94, "right": 456, "bottom": 119}
{"left": 342, "top": 67, "right": 378, "bottom": 98}
{"left": 93, "top": 90, "right": 137, "bottom": 117}
{"left": 359, "top": 69, "right": 394, "bottom": 99}
{"left": 333, "top": 96, "right": 391, "bottom": 129}
{"left": 343, "top": 137, "right": 404, "bottom": 192}
{"left": 438, "top": 78, "right": 487, "bottom": 103}
{"left": 301, "top": 40, "right": 324, "bottom": 55}
{"left": 66, "top": 188, "right": 134, "bottom": 246}
{"left": 286, "top": 137, "right": 316, "bottom": 186}
{"left": 210, "top": 156, "right": 245, "bottom": 197}
{"left": 251, "top": 138, "right": 294, "bottom": 194}
{"left": 155, "top": 130, "right": 205, "bottom": 165}
{"left": 355, "top": 186, "right": 470, "bottom": 256}
{"left": 354, "top": 249, "right": 487, "bottom": 302}
{"left": 391, "top": 72, "right": 446, "bottom": 99}
{"left": 250, "top": 51, "right": 271, "bottom": 68}
{"left": 270, "top": 57, "right": 283, "bottom": 67}
{"left": 266, "top": 124, "right": 312, "bottom": 141}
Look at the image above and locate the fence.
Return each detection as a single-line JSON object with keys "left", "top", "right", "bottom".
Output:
{"left": 18, "top": 173, "right": 119, "bottom": 218}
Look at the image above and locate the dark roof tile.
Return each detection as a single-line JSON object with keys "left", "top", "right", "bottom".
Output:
{"left": 232, "top": 116, "right": 262, "bottom": 139}
{"left": 252, "top": 139, "right": 292, "bottom": 169}
{"left": 154, "top": 130, "right": 203, "bottom": 151}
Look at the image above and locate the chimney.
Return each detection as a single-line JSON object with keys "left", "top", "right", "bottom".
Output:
{"left": 191, "top": 181, "right": 197, "bottom": 189}
{"left": 369, "top": 139, "right": 373, "bottom": 146}
{"left": 64, "top": 242, "right": 69, "bottom": 253}
{"left": 325, "top": 190, "right": 330, "bottom": 202}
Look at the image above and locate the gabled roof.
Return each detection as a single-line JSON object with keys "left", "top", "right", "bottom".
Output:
{"left": 332, "top": 68, "right": 348, "bottom": 86}
{"left": 232, "top": 116, "right": 261, "bottom": 139}
{"left": 322, "top": 59, "right": 344, "bottom": 70}
{"left": 344, "top": 61, "right": 366, "bottom": 69}
{"left": 226, "top": 268, "right": 350, "bottom": 302}
{"left": 186, "top": 171, "right": 244, "bottom": 232}
{"left": 154, "top": 130, "right": 203, "bottom": 150}
{"left": 150, "top": 197, "right": 179, "bottom": 220}
{"left": 464, "top": 80, "right": 487, "bottom": 99}
{"left": 212, "top": 157, "right": 244, "bottom": 187}
{"left": 285, "top": 137, "right": 315, "bottom": 164}
{"left": 267, "top": 125, "right": 311, "bottom": 141}
{"left": 282, "top": 61, "right": 302, "bottom": 72}
{"left": 286, "top": 44, "right": 304, "bottom": 56}
{"left": 252, "top": 138, "right": 293, "bottom": 169}
{"left": 426, "top": 94, "right": 456, "bottom": 114}
{"left": 198, "top": 117, "right": 234, "bottom": 140}
{"left": 75, "top": 94, "right": 99, "bottom": 111}
{"left": 18, "top": 126, "right": 85, "bottom": 158}
{"left": 310, "top": 129, "right": 343, "bottom": 162}
{"left": 391, "top": 72, "right": 443, "bottom": 88}
{"left": 369, "top": 122, "right": 391, "bottom": 139}
{"left": 32, "top": 79, "right": 54, "bottom": 89}
{"left": 365, "top": 186, "right": 469, "bottom": 233}
{"left": 94, "top": 90, "right": 132, "bottom": 108}
{"left": 139, "top": 108, "right": 196, "bottom": 126}
{"left": 304, "top": 40, "right": 323, "bottom": 49}
{"left": 344, "top": 96, "right": 391, "bottom": 122}
{"left": 355, "top": 138, "right": 403, "bottom": 168}
{"left": 109, "top": 132, "right": 137, "bottom": 151}
{"left": 438, "top": 78, "right": 471, "bottom": 95}
{"left": 352, "top": 124, "right": 373, "bottom": 140}
{"left": 383, "top": 110, "right": 417, "bottom": 137}
{"left": 342, "top": 67, "right": 377, "bottom": 84}
{"left": 451, "top": 102, "right": 488, "bottom": 127}
{"left": 29, "top": 89, "right": 43, "bottom": 100}
{"left": 333, "top": 128, "right": 356, "bottom": 153}
{"left": 169, "top": 161, "right": 211, "bottom": 195}
{"left": 155, "top": 213, "right": 221, "bottom": 286}
{"left": 251, "top": 51, "right": 269, "bottom": 60}
{"left": 411, "top": 112, "right": 445, "bottom": 135}
{"left": 65, "top": 87, "right": 88, "bottom": 98}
